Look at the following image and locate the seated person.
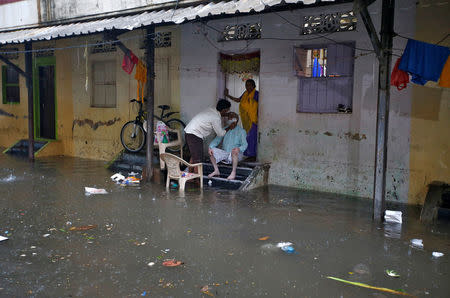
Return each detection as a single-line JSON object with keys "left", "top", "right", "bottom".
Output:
{"left": 208, "top": 113, "right": 248, "bottom": 180}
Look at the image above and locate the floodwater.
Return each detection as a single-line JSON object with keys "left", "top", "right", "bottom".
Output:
{"left": 0, "top": 154, "right": 449, "bottom": 297}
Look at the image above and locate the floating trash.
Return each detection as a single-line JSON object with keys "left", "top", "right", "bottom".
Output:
{"left": 410, "top": 239, "right": 424, "bottom": 249}
{"left": 84, "top": 187, "right": 108, "bottom": 195}
{"left": 327, "top": 276, "right": 413, "bottom": 296}
{"left": 385, "top": 269, "right": 400, "bottom": 277}
{"left": 69, "top": 225, "right": 97, "bottom": 231}
{"left": 384, "top": 210, "right": 402, "bottom": 224}
{"left": 258, "top": 236, "right": 270, "bottom": 241}
{"left": 432, "top": 252, "right": 444, "bottom": 258}
{"left": 162, "top": 259, "right": 183, "bottom": 267}
{"left": 0, "top": 236, "right": 8, "bottom": 242}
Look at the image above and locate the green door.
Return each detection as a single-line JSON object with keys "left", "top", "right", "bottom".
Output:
{"left": 33, "top": 57, "right": 57, "bottom": 140}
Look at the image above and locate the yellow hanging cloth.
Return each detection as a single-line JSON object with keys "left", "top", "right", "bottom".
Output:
{"left": 438, "top": 56, "right": 450, "bottom": 88}
{"left": 134, "top": 60, "right": 147, "bottom": 102}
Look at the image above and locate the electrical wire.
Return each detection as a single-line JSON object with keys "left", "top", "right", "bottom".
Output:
{"left": 395, "top": 32, "right": 450, "bottom": 46}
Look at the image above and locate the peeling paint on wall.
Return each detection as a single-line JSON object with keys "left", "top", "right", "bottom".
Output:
{"left": 0, "top": 109, "right": 17, "bottom": 118}
{"left": 343, "top": 132, "right": 367, "bottom": 141}
{"left": 72, "top": 117, "right": 121, "bottom": 132}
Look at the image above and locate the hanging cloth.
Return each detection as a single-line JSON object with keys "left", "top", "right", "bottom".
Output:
{"left": 239, "top": 89, "right": 258, "bottom": 133}
{"left": 312, "top": 57, "right": 322, "bottom": 78}
{"left": 134, "top": 60, "right": 147, "bottom": 102}
{"left": 122, "top": 50, "right": 138, "bottom": 74}
{"left": 399, "top": 39, "right": 450, "bottom": 85}
{"left": 390, "top": 57, "right": 410, "bottom": 90}
{"left": 438, "top": 57, "right": 450, "bottom": 88}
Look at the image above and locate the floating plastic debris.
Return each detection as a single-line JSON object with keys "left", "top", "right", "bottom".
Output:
{"left": 410, "top": 239, "right": 424, "bottom": 249}
{"left": 147, "top": 262, "right": 155, "bottom": 267}
{"left": 43, "top": 234, "right": 50, "bottom": 238}
{"left": 208, "top": 180, "right": 212, "bottom": 186}
{"left": 281, "top": 245, "right": 295, "bottom": 254}
{"left": 111, "top": 173, "right": 125, "bottom": 182}
{"left": 84, "top": 187, "right": 108, "bottom": 195}
{"left": 384, "top": 210, "right": 402, "bottom": 224}
{"left": 276, "top": 242, "right": 293, "bottom": 248}
{"left": 162, "top": 259, "right": 183, "bottom": 267}
{"left": 0, "top": 236, "right": 8, "bottom": 242}
{"left": 432, "top": 252, "right": 444, "bottom": 258}
{"left": 258, "top": 236, "right": 270, "bottom": 241}
{"left": 0, "top": 174, "right": 16, "bottom": 183}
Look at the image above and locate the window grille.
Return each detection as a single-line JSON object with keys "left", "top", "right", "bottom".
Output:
{"left": 141, "top": 32, "right": 172, "bottom": 48}
{"left": 219, "top": 23, "right": 261, "bottom": 41}
{"left": 301, "top": 11, "right": 357, "bottom": 35}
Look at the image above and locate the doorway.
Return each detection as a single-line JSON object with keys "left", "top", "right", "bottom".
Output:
{"left": 33, "top": 57, "right": 56, "bottom": 140}
{"left": 218, "top": 51, "right": 260, "bottom": 158}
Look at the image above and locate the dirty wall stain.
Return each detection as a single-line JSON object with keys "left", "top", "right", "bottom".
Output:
{"left": 0, "top": 109, "right": 18, "bottom": 119}
{"left": 72, "top": 117, "right": 121, "bottom": 132}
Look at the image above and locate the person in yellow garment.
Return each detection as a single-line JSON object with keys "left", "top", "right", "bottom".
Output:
{"left": 224, "top": 79, "right": 259, "bottom": 161}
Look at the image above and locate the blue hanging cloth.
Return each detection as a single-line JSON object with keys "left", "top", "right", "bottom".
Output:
{"left": 399, "top": 39, "right": 450, "bottom": 85}
{"left": 312, "top": 57, "right": 322, "bottom": 77}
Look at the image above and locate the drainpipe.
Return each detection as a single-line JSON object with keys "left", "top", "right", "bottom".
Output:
{"left": 145, "top": 26, "right": 155, "bottom": 181}
{"left": 25, "top": 42, "right": 35, "bottom": 160}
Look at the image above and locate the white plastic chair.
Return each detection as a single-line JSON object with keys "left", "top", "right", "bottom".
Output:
{"left": 160, "top": 153, "right": 203, "bottom": 191}
{"left": 154, "top": 127, "right": 183, "bottom": 170}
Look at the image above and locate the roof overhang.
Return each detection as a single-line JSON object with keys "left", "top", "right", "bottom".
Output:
{"left": 0, "top": 0, "right": 338, "bottom": 45}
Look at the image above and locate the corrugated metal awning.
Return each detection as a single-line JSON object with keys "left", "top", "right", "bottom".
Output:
{"left": 0, "top": 0, "right": 335, "bottom": 45}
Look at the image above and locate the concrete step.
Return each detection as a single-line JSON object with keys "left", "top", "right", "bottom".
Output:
{"left": 203, "top": 175, "right": 243, "bottom": 190}
{"left": 202, "top": 162, "right": 253, "bottom": 178}
{"left": 4, "top": 139, "right": 48, "bottom": 156}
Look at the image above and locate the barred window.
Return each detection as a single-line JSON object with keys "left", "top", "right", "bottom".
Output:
{"left": 295, "top": 43, "right": 355, "bottom": 113}
{"left": 2, "top": 65, "right": 20, "bottom": 104}
{"left": 91, "top": 61, "right": 116, "bottom": 108}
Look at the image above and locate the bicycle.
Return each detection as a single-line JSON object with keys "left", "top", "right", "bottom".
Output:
{"left": 120, "top": 98, "right": 186, "bottom": 153}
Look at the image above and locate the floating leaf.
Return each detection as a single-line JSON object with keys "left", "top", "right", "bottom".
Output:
{"left": 386, "top": 269, "right": 400, "bottom": 277}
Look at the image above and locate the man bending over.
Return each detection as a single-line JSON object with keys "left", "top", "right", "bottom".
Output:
{"left": 208, "top": 113, "right": 248, "bottom": 180}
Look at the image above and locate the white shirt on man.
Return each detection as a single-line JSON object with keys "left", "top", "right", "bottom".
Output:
{"left": 184, "top": 107, "right": 227, "bottom": 139}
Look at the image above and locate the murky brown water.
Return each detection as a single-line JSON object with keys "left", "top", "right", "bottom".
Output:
{"left": 0, "top": 154, "right": 449, "bottom": 297}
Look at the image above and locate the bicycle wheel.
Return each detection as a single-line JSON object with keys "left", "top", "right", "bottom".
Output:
{"left": 165, "top": 118, "right": 187, "bottom": 153}
{"left": 120, "top": 120, "right": 146, "bottom": 153}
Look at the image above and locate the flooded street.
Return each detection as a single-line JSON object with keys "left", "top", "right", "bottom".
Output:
{"left": 0, "top": 154, "right": 449, "bottom": 297}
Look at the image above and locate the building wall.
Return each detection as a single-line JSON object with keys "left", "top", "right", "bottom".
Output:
{"left": 70, "top": 27, "right": 180, "bottom": 160}
{"left": 180, "top": 1, "right": 416, "bottom": 202}
{"left": 0, "top": 0, "right": 38, "bottom": 29}
{"left": 408, "top": 0, "right": 450, "bottom": 204}
{"left": 0, "top": 26, "right": 180, "bottom": 160}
